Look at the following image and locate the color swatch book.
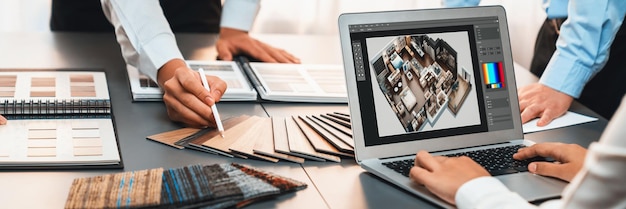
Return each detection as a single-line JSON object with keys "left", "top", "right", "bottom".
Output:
{"left": 0, "top": 70, "right": 122, "bottom": 169}
{"left": 127, "top": 57, "right": 347, "bottom": 103}
{"left": 147, "top": 112, "right": 354, "bottom": 164}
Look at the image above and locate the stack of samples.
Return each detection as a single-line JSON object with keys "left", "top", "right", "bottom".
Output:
{"left": 147, "top": 112, "right": 354, "bottom": 163}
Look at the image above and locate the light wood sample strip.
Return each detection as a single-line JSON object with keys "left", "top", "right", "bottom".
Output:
{"left": 295, "top": 116, "right": 353, "bottom": 158}
{"left": 201, "top": 116, "right": 264, "bottom": 157}
{"left": 252, "top": 118, "right": 305, "bottom": 164}
{"left": 286, "top": 116, "right": 340, "bottom": 162}
{"left": 229, "top": 118, "right": 279, "bottom": 163}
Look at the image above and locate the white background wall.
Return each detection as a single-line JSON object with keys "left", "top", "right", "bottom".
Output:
{"left": 0, "top": 0, "right": 545, "bottom": 69}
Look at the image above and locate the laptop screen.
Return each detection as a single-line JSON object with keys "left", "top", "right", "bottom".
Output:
{"left": 348, "top": 16, "right": 515, "bottom": 147}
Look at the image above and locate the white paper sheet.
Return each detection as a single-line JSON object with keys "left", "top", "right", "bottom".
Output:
{"left": 523, "top": 111, "right": 598, "bottom": 134}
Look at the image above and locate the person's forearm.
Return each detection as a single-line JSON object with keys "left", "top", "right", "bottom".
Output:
{"left": 101, "top": 0, "right": 183, "bottom": 82}
{"left": 540, "top": 0, "right": 626, "bottom": 98}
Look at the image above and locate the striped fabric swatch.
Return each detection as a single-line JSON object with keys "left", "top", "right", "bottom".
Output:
{"left": 65, "top": 163, "right": 307, "bottom": 209}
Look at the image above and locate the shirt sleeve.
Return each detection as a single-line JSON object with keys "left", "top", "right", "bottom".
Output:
{"left": 539, "top": 0, "right": 626, "bottom": 98}
{"left": 455, "top": 176, "right": 538, "bottom": 209}
{"left": 442, "top": 0, "right": 481, "bottom": 7}
{"left": 220, "top": 0, "right": 260, "bottom": 32}
{"left": 100, "top": 0, "right": 183, "bottom": 82}
{"left": 560, "top": 96, "right": 626, "bottom": 208}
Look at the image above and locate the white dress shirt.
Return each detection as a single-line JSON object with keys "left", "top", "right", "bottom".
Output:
{"left": 101, "top": 0, "right": 260, "bottom": 82}
{"left": 455, "top": 95, "right": 626, "bottom": 209}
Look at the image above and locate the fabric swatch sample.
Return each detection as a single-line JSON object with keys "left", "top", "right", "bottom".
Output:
{"left": 65, "top": 163, "right": 307, "bottom": 209}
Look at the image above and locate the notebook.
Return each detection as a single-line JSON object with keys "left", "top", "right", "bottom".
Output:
{"left": 126, "top": 56, "right": 347, "bottom": 103}
{"left": 338, "top": 6, "right": 565, "bottom": 208}
{"left": 0, "top": 69, "right": 122, "bottom": 169}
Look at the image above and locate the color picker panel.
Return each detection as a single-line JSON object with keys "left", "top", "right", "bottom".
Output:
{"left": 481, "top": 62, "right": 505, "bottom": 89}
{"left": 0, "top": 75, "right": 17, "bottom": 97}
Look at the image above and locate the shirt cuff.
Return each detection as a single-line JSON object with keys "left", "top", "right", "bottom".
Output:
{"left": 455, "top": 177, "right": 510, "bottom": 209}
{"left": 139, "top": 33, "right": 184, "bottom": 82}
{"left": 221, "top": 0, "right": 260, "bottom": 31}
{"left": 539, "top": 51, "right": 595, "bottom": 98}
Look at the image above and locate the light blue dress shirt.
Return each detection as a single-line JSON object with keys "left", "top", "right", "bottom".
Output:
{"left": 443, "top": 0, "right": 626, "bottom": 98}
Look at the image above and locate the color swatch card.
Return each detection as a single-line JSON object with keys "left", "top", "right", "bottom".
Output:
{"left": 0, "top": 71, "right": 109, "bottom": 101}
{"left": 0, "top": 119, "right": 120, "bottom": 165}
{"left": 0, "top": 70, "right": 122, "bottom": 168}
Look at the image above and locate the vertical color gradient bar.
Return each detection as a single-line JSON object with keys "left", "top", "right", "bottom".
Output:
{"left": 481, "top": 62, "right": 505, "bottom": 89}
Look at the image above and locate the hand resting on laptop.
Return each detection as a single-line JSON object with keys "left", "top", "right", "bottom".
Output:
{"left": 409, "top": 142, "right": 587, "bottom": 205}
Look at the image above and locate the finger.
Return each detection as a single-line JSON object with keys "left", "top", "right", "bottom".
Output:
{"left": 414, "top": 151, "right": 440, "bottom": 172}
{"left": 257, "top": 41, "right": 299, "bottom": 63}
{"left": 257, "top": 41, "right": 291, "bottom": 63}
{"left": 216, "top": 42, "right": 234, "bottom": 61}
{"left": 167, "top": 74, "right": 214, "bottom": 123}
{"left": 536, "top": 108, "right": 563, "bottom": 127}
{"left": 163, "top": 94, "right": 212, "bottom": 127}
{"left": 283, "top": 51, "right": 301, "bottom": 64}
{"left": 520, "top": 105, "right": 541, "bottom": 124}
{"left": 176, "top": 70, "right": 212, "bottom": 105}
{"left": 0, "top": 115, "right": 7, "bottom": 125}
{"left": 513, "top": 143, "right": 562, "bottom": 160}
{"left": 205, "top": 76, "right": 228, "bottom": 103}
{"left": 244, "top": 41, "right": 278, "bottom": 63}
{"left": 409, "top": 166, "right": 436, "bottom": 186}
{"left": 518, "top": 99, "right": 529, "bottom": 113}
{"left": 528, "top": 162, "right": 568, "bottom": 180}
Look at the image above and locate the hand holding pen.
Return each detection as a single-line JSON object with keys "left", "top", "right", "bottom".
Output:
{"left": 156, "top": 59, "right": 227, "bottom": 128}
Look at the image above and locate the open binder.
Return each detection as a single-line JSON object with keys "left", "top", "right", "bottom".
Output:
{"left": 126, "top": 56, "right": 347, "bottom": 103}
{"left": 0, "top": 69, "right": 122, "bottom": 169}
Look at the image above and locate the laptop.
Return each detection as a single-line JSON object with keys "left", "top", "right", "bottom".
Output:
{"left": 338, "top": 6, "right": 566, "bottom": 208}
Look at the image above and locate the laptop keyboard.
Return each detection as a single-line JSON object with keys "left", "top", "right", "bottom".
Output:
{"left": 382, "top": 145, "right": 553, "bottom": 177}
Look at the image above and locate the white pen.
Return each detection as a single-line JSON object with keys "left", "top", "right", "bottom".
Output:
{"left": 198, "top": 68, "right": 225, "bottom": 138}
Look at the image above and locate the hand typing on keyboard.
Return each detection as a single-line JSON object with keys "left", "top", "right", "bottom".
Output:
{"left": 409, "top": 142, "right": 588, "bottom": 205}
{"left": 513, "top": 142, "right": 587, "bottom": 182}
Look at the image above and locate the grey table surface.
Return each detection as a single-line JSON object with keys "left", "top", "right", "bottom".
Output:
{"left": 0, "top": 32, "right": 609, "bottom": 209}
{"left": 0, "top": 32, "right": 326, "bottom": 209}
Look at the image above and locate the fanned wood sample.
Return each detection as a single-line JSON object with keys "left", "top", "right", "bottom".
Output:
{"left": 313, "top": 115, "right": 353, "bottom": 137}
{"left": 229, "top": 118, "right": 279, "bottom": 163}
{"left": 326, "top": 113, "right": 351, "bottom": 123}
{"left": 321, "top": 114, "right": 351, "bottom": 128}
{"left": 253, "top": 118, "right": 305, "bottom": 164}
{"left": 185, "top": 115, "right": 251, "bottom": 156}
{"left": 333, "top": 112, "right": 350, "bottom": 117}
{"left": 286, "top": 116, "right": 340, "bottom": 162}
{"left": 200, "top": 116, "right": 264, "bottom": 157}
{"left": 302, "top": 115, "right": 353, "bottom": 153}
{"left": 295, "top": 116, "right": 354, "bottom": 158}
{"left": 310, "top": 115, "right": 355, "bottom": 148}
{"left": 272, "top": 117, "right": 292, "bottom": 155}
{"left": 146, "top": 128, "right": 201, "bottom": 149}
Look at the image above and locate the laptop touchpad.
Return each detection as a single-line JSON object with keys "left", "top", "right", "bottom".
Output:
{"left": 496, "top": 172, "right": 566, "bottom": 202}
